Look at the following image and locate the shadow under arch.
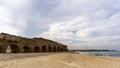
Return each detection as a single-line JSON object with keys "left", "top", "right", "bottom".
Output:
{"left": 60, "top": 48, "right": 63, "bottom": 52}
{"left": 23, "top": 46, "right": 31, "bottom": 53}
{"left": 0, "top": 46, "right": 3, "bottom": 53}
{"left": 42, "top": 45, "right": 47, "bottom": 52}
{"left": 6, "top": 45, "right": 19, "bottom": 53}
{"left": 34, "top": 46, "right": 40, "bottom": 53}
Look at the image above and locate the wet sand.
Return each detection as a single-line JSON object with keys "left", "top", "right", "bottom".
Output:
{"left": 0, "top": 53, "right": 120, "bottom": 68}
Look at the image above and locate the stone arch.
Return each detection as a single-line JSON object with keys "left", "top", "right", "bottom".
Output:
{"left": 23, "top": 46, "right": 31, "bottom": 53}
{"left": 53, "top": 46, "right": 56, "bottom": 52}
{"left": 6, "top": 45, "right": 19, "bottom": 53}
{"left": 41, "top": 45, "right": 47, "bottom": 52}
{"left": 48, "top": 46, "right": 52, "bottom": 52}
{"left": 34, "top": 46, "right": 40, "bottom": 53}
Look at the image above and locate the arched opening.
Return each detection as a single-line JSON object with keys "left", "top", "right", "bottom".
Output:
{"left": 6, "top": 45, "right": 19, "bottom": 53}
{"left": 34, "top": 46, "right": 40, "bottom": 53}
{"left": 63, "top": 49, "right": 65, "bottom": 51}
{"left": 53, "top": 47, "right": 56, "bottom": 52}
{"left": 42, "top": 45, "right": 46, "bottom": 52}
{"left": 60, "top": 48, "right": 63, "bottom": 52}
{"left": 23, "top": 46, "right": 31, "bottom": 53}
{"left": 48, "top": 46, "right": 52, "bottom": 52}
{"left": 57, "top": 47, "right": 60, "bottom": 52}
{"left": 0, "top": 46, "right": 3, "bottom": 53}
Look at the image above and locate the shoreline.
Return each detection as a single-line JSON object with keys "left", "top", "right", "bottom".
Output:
{"left": 79, "top": 51, "right": 120, "bottom": 57}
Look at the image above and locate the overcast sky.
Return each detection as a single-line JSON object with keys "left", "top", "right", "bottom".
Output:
{"left": 0, "top": 0, "right": 120, "bottom": 50}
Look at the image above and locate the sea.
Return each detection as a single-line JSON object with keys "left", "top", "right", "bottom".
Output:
{"left": 79, "top": 51, "right": 120, "bottom": 57}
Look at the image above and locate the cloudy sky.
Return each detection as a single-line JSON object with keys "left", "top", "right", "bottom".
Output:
{"left": 0, "top": 0, "right": 120, "bottom": 50}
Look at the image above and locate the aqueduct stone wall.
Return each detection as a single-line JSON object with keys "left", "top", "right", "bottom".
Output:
{"left": 0, "top": 33, "right": 68, "bottom": 53}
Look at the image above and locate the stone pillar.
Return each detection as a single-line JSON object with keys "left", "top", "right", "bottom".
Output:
{"left": 31, "top": 47, "right": 34, "bottom": 53}
{"left": 19, "top": 48, "right": 23, "bottom": 53}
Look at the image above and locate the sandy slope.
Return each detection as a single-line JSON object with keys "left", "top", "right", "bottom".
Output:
{"left": 0, "top": 53, "right": 120, "bottom": 68}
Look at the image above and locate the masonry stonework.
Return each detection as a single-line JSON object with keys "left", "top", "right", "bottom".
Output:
{"left": 0, "top": 33, "right": 68, "bottom": 53}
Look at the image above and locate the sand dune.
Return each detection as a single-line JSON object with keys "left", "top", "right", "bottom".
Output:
{"left": 0, "top": 53, "right": 120, "bottom": 68}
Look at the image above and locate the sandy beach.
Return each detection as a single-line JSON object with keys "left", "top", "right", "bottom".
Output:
{"left": 0, "top": 53, "right": 120, "bottom": 68}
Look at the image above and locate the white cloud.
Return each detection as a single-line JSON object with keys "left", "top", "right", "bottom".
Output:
{"left": 41, "top": 8, "right": 120, "bottom": 49}
{"left": 0, "top": 0, "right": 29, "bottom": 35}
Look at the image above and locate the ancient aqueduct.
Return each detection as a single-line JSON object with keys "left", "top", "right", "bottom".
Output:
{"left": 0, "top": 33, "right": 68, "bottom": 53}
